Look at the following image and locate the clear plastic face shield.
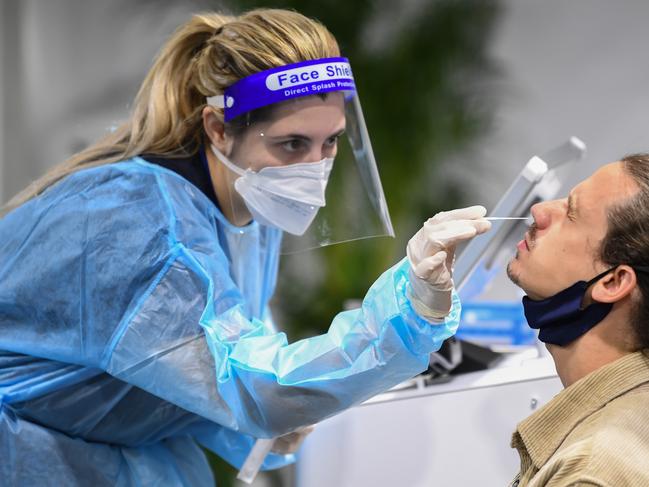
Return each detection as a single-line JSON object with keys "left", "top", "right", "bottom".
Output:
{"left": 208, "top": 57, "right": 394, "bottom": 254}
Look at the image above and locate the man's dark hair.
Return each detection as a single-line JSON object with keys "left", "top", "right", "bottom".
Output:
{"left": 599, "top": 153, "right": 649, "bottom": 349}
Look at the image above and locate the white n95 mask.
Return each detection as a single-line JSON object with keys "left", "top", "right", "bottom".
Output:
{"left": 211, "top": 145, "right": 334, "bottom": 236}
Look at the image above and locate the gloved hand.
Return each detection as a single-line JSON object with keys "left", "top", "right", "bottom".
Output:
{"left": 270, "top": 425, "right": 315, "bottom": 454}
{"left": 407, "top": 205, "right": 491, "bottom": 322}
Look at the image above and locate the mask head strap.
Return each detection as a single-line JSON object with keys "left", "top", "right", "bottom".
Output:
{"left": 586, "top": 266, "right": 618, "bottom": 287}
{"left": 583, "top": 265, "right": 649, "bottom": 302}
{"left": 587, "top": 265, "right": 649, "bottom": 288}
{"left": 210, "top": 145, "right": 246, "bottom": 177}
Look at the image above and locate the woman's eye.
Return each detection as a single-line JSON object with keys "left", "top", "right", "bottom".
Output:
{"left": 281, "top": 139, "right": 307, "bottom": 153}
{"left": 324, "top": 136, "right": 338, "bottom": 147}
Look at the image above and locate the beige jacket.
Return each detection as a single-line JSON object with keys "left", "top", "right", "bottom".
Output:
{"left": 510, "top": 350, "right": 649, "bottom": 487}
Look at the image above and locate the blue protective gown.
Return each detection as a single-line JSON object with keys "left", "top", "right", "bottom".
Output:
{"left": 0, "top": 158, "right": 461, "bottom": 486}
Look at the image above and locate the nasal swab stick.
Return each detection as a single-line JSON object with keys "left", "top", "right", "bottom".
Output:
{"left": 485, "top": 217, "right": 529, "bottom": 221}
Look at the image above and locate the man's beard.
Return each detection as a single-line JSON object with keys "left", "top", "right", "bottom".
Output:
{"left": 506, "top": 223, "right": 537, "bottom": 287}
{"left": 506, "top": 259, "right": 521, "bottom": 286}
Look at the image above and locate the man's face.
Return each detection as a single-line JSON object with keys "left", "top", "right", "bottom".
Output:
{"left": 507, "top": 162, "right": 638, "bottom": 300}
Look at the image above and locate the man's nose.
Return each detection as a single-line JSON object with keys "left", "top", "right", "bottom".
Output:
{"left": 530, "top": 200, "right": 560, "bottom": 229}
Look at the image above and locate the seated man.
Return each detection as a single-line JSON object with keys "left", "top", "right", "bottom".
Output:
{"left": 506, "top": 153, "right": 649, "bottom": 487}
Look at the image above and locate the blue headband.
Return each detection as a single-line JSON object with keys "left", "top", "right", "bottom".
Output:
{"left": 208, "top": 57, "right": 356, "bottom": 122}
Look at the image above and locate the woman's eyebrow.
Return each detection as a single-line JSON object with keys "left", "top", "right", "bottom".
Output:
{"left": 265, "top": 128, "right": 345, "bottom": 140}
{"left": 266, "top": 133, "right": 311, "bottom": 141}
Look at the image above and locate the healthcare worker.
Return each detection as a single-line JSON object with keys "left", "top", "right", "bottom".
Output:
{"left": 0, "top": 8, "right": 490, "bottom": 487}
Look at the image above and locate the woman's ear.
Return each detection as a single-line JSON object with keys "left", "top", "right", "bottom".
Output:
{"left": 591, "top": 265, "right": 637, "bottom": 304}
{"left": 202, "top": 106, "right": 230, "bottom": 153}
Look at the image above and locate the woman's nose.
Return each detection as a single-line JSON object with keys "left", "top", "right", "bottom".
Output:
{"left": 320, "top": 138, "right": 339, "bottom": 160}
{"left": 303, "top": 149, "right": 324, "bottom": 163}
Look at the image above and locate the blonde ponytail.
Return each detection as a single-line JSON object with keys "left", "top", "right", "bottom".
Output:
{"left": 2, "top": 9, "right": 339, "bottom": 215}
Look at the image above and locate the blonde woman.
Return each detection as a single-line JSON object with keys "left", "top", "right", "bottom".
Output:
{"left": 0, "top": 8, "right": 490, "bottom": 486}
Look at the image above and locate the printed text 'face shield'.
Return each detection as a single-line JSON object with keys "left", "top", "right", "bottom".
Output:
{"left": 208, "top": 57, "right": 394, "bottom": 254}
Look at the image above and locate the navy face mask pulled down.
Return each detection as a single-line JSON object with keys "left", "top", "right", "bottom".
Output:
{"left": 522, "top": 267, "right": 617, "bottom": 346}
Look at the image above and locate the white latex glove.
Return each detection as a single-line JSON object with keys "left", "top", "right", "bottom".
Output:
{"left": 270, "top": 425, "right": 315, "bottom": 454}
{"left": 407, "top": 205, "right": 491, "bottom": 321}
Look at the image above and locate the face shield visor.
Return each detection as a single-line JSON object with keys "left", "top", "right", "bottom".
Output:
{"left": 208, "top": 57, "right": 394, "bottom": 254}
